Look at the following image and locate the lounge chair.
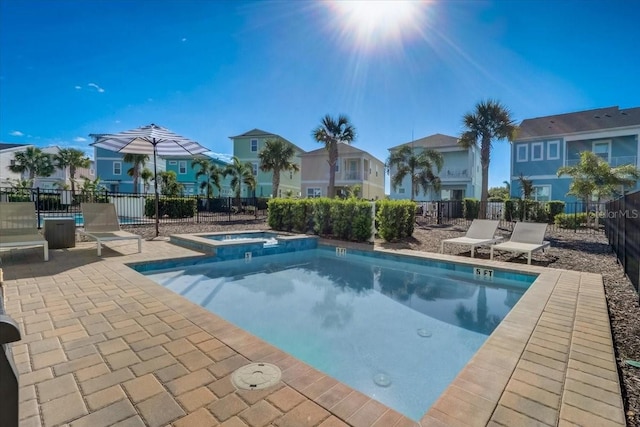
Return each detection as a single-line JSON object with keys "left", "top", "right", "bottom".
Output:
{"left": 490, "top": 222, "right": 550, "bottom": 264}
{"left": 0, "top": 202, "right": 49, "bottom": 261}
{"left": 79, "top": 203, "right": 142, "bottom": 256}
{"left": 440, "top": 219, "right": 503, "bottom": 257}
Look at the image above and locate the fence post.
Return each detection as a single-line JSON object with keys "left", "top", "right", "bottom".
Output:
{"left": 36, "top": 187, "right": 41, "bottom": 229}
{"left": 228, "top": 197, "right": 232, "bottom": 221}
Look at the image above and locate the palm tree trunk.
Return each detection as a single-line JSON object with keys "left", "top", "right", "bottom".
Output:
{"left": 479, "top": 139, "right": 491, "bottom": 219}
{"left": 272, "top": 170, "right": 281, "bottom": 198}
{"left": 328, "top": 144, "right": 338, "bottom": 198}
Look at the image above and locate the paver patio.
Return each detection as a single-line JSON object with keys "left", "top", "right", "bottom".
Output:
{"left": 0, "top": 238, "right": 626, "bottom": 426}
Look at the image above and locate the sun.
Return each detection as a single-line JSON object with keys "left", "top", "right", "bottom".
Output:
{"left": 325, "top": 0, "right": 430, "bottom": 51}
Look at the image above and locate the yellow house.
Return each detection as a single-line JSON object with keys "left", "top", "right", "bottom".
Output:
{"left": 300, "top": 143, "right": 385, "bottom": 199}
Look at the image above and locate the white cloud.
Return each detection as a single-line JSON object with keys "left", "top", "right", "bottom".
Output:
{"left": 87, "top": 83, "right": 105, "bottom": 93}
{"left": 10, "top": 130, "right": 24, "bottom": 136}
{"left": 73, "top": 137, "right": 87, "bottom": 142}
{"left": 181, "top": 37, "right": 187, "bottom": 42}
{"left": 74, "top": 85, "right": 82, "bottom": 90}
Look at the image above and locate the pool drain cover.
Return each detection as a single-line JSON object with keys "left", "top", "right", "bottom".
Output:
{"left": 232, "top": 363, "right": 281, "bottom": 390}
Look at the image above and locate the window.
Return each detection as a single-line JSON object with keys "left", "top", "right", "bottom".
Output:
{"left": 113, "top": 161, "right": 121, "bottom": 175}
{"left": 289, "top": 171, "right": 293, "bottom": 179}
{"left": 250, "top": 139, "right": 258, "bottom": 152}
{"left": 335, "top": 159, "right": 340, "bottom": 172}
{"left": 252, "top": 162, "right": 258, "bottom": 175}
{"left": 547, "top": 140, "right": 560, "bottom": 160}
{"left": 375, "top": 165, "right": 378, "bottom": 177}
{"left": 178, "top": 160, "right": 187, "bottom": 174}
{"left": 516, "top": 144, "right": 528, "bottom": 162}
{"left": 593, "top": 140, "right": 611, "bottom": 162}
{"left": 307, "top": 188, "right": 321, "bottom": 198}
{"left": 532, "top": 185, "right": 551, "bottom": 202}
{"left": 168, "top": 160, "right": 177, "bottom": 165}
{"left": 398, "top": 188, "right": 405, "bottom": 194}
{"left": 531, "top": 142, "right": 543, "bottom": 161}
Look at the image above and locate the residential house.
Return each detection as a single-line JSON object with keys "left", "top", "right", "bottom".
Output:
{"left": 34, "top": 146, "right": 95, "bottom": 190}
{"left": 165, "top": 154, "right": 232, "bottom": 196}
{"left": 230, "top": 129, "right": 304, "bottom": 198}
{"left": 1, "top": 144, "right": 94, "bottom": 190}
{"left": 300, "top": 143, "right": 385, "bottom": 200}
{"left": 93, "top": 147, "right": 165, "bottom": 193}
{"left": 0, "top": 143, "right": 33, "bottom": 185}
{"left": 387, "top": 134, "right": 482, "bottom": 201}
{"left": 511, "top": 106, "right": 640, "bottom": 203}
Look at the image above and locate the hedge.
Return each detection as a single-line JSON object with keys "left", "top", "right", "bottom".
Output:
{"left": 145, "top": 197, "right": 196, "bottom": 219}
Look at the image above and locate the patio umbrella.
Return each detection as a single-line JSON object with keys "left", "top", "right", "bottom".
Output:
{"left": 91, "top": 124, "right": 209, "bottom": 237}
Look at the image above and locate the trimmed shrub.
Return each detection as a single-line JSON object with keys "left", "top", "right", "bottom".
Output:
{"left": 376, "top": 200, "right": 415, "bottom": 242}
{"left": 504, "top": 199, "right": 518, "bottom": 221}
{"left": 145, "top": 197, "right": 196, "bottom": 219}
{"left": 547, "top": 201, "right": 565, "bottom": 223}
{"left": 313, "top": 198, "right": 333, "bottom": 236}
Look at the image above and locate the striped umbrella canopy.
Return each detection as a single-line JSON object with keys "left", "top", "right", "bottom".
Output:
{"left": 91, "top": 124, "right": 209, "bottom": 237}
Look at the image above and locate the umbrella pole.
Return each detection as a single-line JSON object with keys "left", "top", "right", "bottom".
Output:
{"left": 153, "top": 144, "right": 160, "bottom": 237}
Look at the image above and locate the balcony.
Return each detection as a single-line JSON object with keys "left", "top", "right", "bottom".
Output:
{"left": 566, "top": 155, "right": 637, "bottom": 167}
{"left": 442, "top": 168, "right": 468, "bottom": 178}
{"left": 343, "top": 171, "right": 362, "bottom": 181}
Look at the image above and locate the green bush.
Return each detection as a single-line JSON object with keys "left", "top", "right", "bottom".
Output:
{"left": 463, "top": 198, "right": 480, "bottom": 220}
{"left": 504, "top": 199, "right": 517, "bottom": 221}
{"left": 313, "top": 198, "right": 333, "bottom": 236}
{"left": 145, "top": 197, "right": 196, "bottom": 219}
{"left": 8, "top": 194, "right": 30, "bottom": 202}
{"left": 376, "top": 200, "right": 415, "bottom": 242}
{"left": 547, "top": 201, "right": 565, "bottom": 223}
{"left": 488, "top": 196, "right": 505, "bottom": 202}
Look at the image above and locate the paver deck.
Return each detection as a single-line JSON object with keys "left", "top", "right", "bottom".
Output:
{"left": 0, "top": 239, "right": 626, "bottom": 427}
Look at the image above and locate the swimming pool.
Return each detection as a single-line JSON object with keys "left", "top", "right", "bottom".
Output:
{"left": 139, "top": 247, "right": 536, "bottom": 421}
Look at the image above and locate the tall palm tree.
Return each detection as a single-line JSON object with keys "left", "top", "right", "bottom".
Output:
{"left": 387, "top": 145, "right": 444, "bottom": 201}
{"left": 53, "top": 148, "right": 90, "bottom": 194}
{"left": 517, "top": 173, "right": 534, "bottom": 199}
{"left": 192, "top": 157, "right": 222, "bottom": 198}
{"left": 123, "top": 154, "right": 149, "bottom": 194}
{"left": 140, "top": 168, "right": 153, "bottom": 194}
{"left": 9, "top": 146, "right": 54, "bottom": 180}
{"left": 258, "top": 137, "right": 300, "bottom": 198}
{"left": 223, "top": 157, "right": 256, "bottom": 210}
{"left": 459, "top": 100, "right": 517, "bottom": 218}
{"left": 312, "top": 114, "right": 356, "bottom": 198}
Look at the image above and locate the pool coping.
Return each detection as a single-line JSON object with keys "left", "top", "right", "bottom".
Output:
{"left": 1, "top": 239, "right": 627, "bottom": 426}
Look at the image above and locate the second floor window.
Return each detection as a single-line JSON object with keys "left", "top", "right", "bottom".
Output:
{"left": 113, "top": 161, "right": 121, "bottom": 175}
{"left": 251, "top": 139, "right": 258, "bottom": 152}
{"left": 178, "top": 161, "right": 187, "bottom": 174}
{"left": 252, "top": 162, "right": 258, "bottom": 175}
{"left": 516, "top": 145, "right": 528, "bottom": 162}
{"left": 593, "top": 141, "right": 611, "bottom": 162}
{"left": 531, "top": 142, "right": 543, "bottom": 161}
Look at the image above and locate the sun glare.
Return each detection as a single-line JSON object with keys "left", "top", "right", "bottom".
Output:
{"left": 325, "top": 0, "right": 430, "bottom": 51}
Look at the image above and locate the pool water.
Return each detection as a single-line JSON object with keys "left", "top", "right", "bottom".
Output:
{"left": 141, "top": 248, "right": 534, "bottom": 421}
{"left": 39, "top": 213, "right": 141, "bottom": 227}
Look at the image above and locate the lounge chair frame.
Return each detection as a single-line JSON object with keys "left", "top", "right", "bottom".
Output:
{"left": 0, "top": 202, "right": 49, "bottom": 261}
{"left": 490, "top": 221, "right": 550, "bottom": 264}
{"left": 79, "top": 203, "right": 142, "bottom": 256}
{"left": 440, "top": 219, "right": 503, "bottom": 257}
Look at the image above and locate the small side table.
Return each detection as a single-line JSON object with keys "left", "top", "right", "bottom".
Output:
{"left": 43, "top": 218, "right": 76, "bottom": 249}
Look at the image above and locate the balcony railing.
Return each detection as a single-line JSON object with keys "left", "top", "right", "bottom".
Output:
{"left": 343, "top": 171, "right": 362, "bottom": 180}
{"left": 442, "top": 169, "right": 468, "bottom": 178}
{"left": 566, "top": 155, "right": 637, "bottom": 167}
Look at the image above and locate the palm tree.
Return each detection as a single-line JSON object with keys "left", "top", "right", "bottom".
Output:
{"left": 192, "top": 157, "right": 222, "bottom": 198}
{"left": 558, "top": 151, "right": 640, "bottom": 227}
{"left": 503, "top": 180, "right": 511, "bottom": 195}
{"left": 140, "top": 168, "right": 153, "bottom": 193}
{"left": 312, "top": 114, "right": 356, "bottom": 198}
{"left": 9, "top": 146, "right": 54, "bottom": 180}
{"left": 517, "top": 173, "right": 534, "bottom": 199}
{"left": 123, "top": 154, "right": 149, "bottom": 194}
{"left": 53, "top": 148, "right": 90, "bottom": 194}
{"left": 459, "top": 100, "right": 517, "bottom": 218}
{"left": 157, "top": 171, "right": 184, "bottom": 197}
{"left": 223, "top": 157, "right": 256, "bottom": 211}
{"left": 258, "top": 138, "right": 300, "bottom": 198}
{"left": 387, "top": 145, "right": 444, "bottom": 201}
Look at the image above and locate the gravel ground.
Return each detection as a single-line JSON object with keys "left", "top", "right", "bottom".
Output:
{"left": 122, "top": 218, "right": 640, "bottom": 426}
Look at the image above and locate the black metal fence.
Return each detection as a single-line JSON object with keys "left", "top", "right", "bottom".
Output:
{"left": 415, "top": 200, "right": 607, "bottom": 233}
{"left": 604, "top": 190, "right": 640, "bottom": 297}
{"left": 0, "top": 187, "right": 268, "bottom": 228}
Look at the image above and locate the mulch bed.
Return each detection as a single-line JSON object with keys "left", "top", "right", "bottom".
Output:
{"left": 123, "top": 218, "right": 640, "bottom": 426}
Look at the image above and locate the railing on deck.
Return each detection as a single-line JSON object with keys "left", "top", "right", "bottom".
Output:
{"left": 604, "top": 191, "right": 640, "bottom": 300}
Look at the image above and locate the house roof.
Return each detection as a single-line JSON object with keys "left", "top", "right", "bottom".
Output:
{"left": 516, "top": 106, "right": 640, "bottom": 140}
{"left": 0, "top": 143, "right": 30, "bottom": 151}
{"left": 301, "top": 143, "right": 382, "bottom": 162}
{"left": 388, "top": 133, "right": 460, "bottom": 151}
{"left": 229, "top": 128, "right": 305, "bottom": 153}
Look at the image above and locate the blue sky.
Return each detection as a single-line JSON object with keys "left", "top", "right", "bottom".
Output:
{"left": 1, "top": 0, "right": 639, "bottom": 191}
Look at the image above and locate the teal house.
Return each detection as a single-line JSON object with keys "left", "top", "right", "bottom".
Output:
{"left": 93, "top": 147, "right": 165, "bottom": 193}
{"left": 510, "top": 106, "right": 640, "bottom": 203}
{"left": 164, "top": 154, "right": 232, "bottom": 197}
